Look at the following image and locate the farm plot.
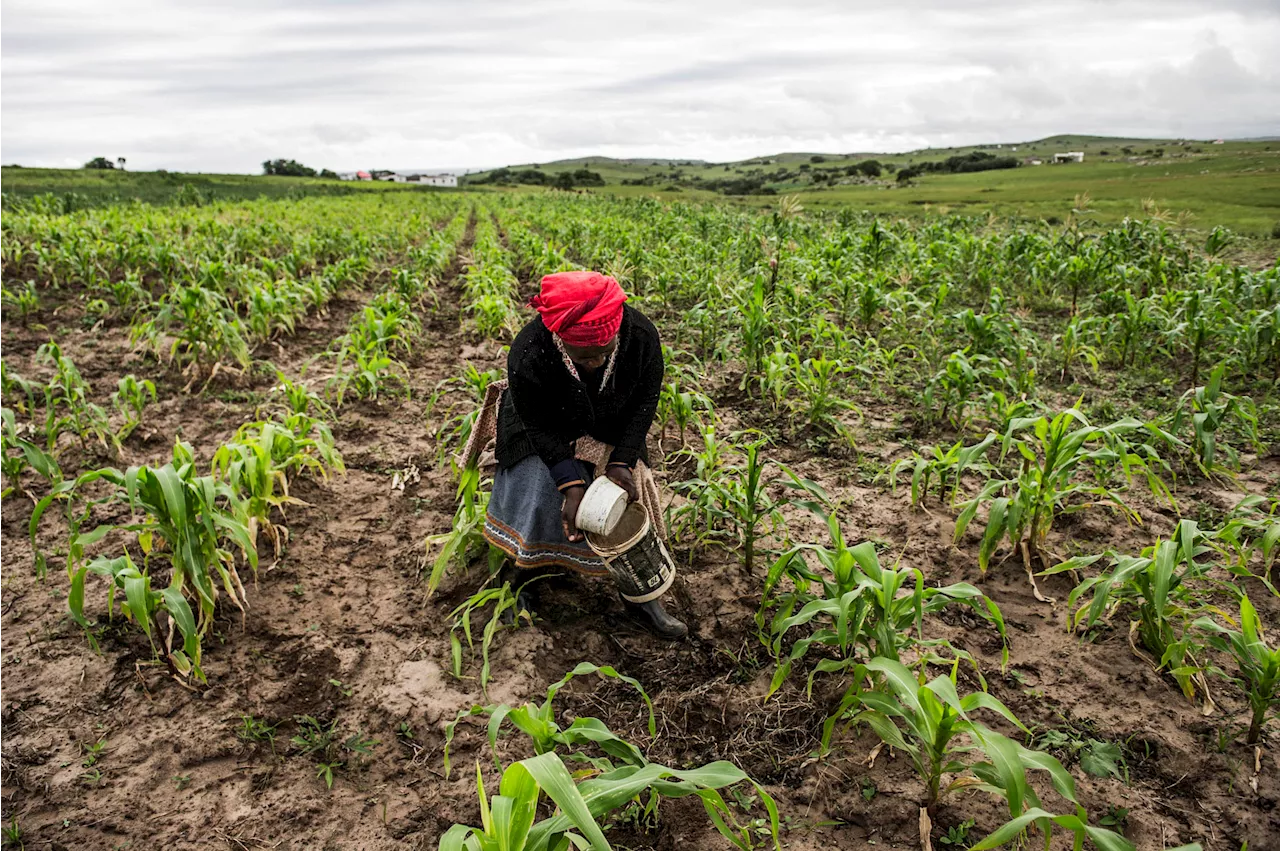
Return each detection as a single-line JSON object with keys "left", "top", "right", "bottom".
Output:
{"left": 1, "top": 188, "right": 1278, "bottom": 851}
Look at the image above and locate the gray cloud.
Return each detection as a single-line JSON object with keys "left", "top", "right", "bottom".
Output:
{"left": 2, "top": 0, "right": 1277, "bottom": 172}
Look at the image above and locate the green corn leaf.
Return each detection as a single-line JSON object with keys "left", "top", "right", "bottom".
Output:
{"left": 68, "top": 565, "right": 91, "bottom": 629}
{"left": 519, "top": 753, "right": 612, "bottom": 850}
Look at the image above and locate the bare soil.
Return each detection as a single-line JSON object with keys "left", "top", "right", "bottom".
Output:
{"left": 3, "top": 253, "right": 1278, "bottom": 851}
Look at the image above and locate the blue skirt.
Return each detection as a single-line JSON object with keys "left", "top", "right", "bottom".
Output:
{"left": 483, "top": 455, "right": 608, "bottom": 575}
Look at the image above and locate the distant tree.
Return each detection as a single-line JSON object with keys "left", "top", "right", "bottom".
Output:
{"left": 896, "top": 166, "right": 921, "bottom": 184}
{"left": 553, "top": 171, "right": 575, "bottom": 190}
{"left": 116, "top": 157, "right": 127, "bottom": 170}
{"left": 857, "top": 160, "right": 883, "bottom": 178}
{"left": 571, "top": 168, "right": 605, "bottom": 187}
{"left": 262, "top": 158, "right": 319, "bottom": 177}
{"left": 84, "top": 157, "right": 115, "bottom": 170}
{"left": 319, "top": 168, "right": 339, "bottom": 179}
{"left": 810, "top": 155, "right": 826, "bottom": 163}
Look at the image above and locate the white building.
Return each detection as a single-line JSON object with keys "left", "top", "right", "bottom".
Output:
{"left": 1053, "top": 151, "right": 1085, "bottom": 163}
{"left": 378, "top": 172, "right": 458, "bottom": 187}
{"left": 409, "top": 174, "right": 458, "bottom": 187}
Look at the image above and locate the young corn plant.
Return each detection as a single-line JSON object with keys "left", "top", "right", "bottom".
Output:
{"left": 889, "top": 434, "right": 997, "bottom": 508}
{"left": 1046, "top": 522, "right": 1218, "bottom": 707}
{"left": 131, "top": 285, "right": 252, "bottom": 387}
{"left": 953, "top": 408, "right": 1174, "bottom": 599}
{"left": 110, "top": 374, "right": 157, "bottom": 442}
{"left": 429, "top": 362, "right": 504, "bottom": 466}
{"left": 1, "top": 280, "right": 40, "bottom": 325}
{"left": 656, "top": 379, "right": 713, "bottom": 451}
{"left": 844, "top": 659, "right": 1133, "bottom": 851}
{"left": 671, "top": 432, "right": 824, "bottom": 574}
{"left": 841, "top": 658, "right": 1027, "bottom": 810}
{"left": 1051, "top": 317, "right": 1101, "bottom": 382}
{"left": 424, "top": 463, "right": 498, "bottom": 596}
{"left": 444, "top": 662, "right": 654, "bottom": 777}
{"left": 1195, "top": 594, "right": 1279, "bottom": 744}
{"left": 450, "top": 575, "right": 539, "bottom": 697}
{"left": 790, "top": 355, "right": 858, "bottom": 442}
{"left": 1170, "top": 364, "right": 1260, "bottom": 475}
{"left": 34, "top": 342, "right": 113, "bottom": 453}
{"left": 1167, "top": 289, "right": 1225, "bottom": 386}
{"left": 922, "top": 351, "right": 987, "bottom": 433}
{"left": 440, "top": 750, "right": 779, "bottom": 851}
{"left": 38, "top": 440, "right": 258, "bottom": 680}
{"left": 1, "top": 360, "right": 42, "bottom": 417}
{"left": 2, "top": 406, "right": 62, "bottom": 501}
{"left": 764, "top": 513, "right": 1007, "bottom": 701}
{"left": 211, "top": 426, "right": 308, "bottom": 564}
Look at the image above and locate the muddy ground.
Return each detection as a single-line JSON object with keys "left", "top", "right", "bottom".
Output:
{"left": 2, "top": 230, "right": 1278, "bottom": 851}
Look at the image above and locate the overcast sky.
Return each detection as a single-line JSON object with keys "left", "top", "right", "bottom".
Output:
{"left": 3, "top": 0, "right": 1278, "bottom": 173}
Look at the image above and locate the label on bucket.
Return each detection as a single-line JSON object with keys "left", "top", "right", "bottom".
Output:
{"left": 604, "top": 531, "right": 676, "bottom": 604}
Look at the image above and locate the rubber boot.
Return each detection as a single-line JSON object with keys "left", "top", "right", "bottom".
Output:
{"left": 625, "top": 597, "right": 688, "bottom": 640}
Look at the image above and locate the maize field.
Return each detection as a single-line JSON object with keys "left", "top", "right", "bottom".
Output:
{"left": 1, "top": 187, "right": 1277, "bottom": 850}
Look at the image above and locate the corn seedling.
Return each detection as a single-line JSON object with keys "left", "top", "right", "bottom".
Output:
{"left": 656, "top": 379, "right": 713, "bottom": 450}
{"left": 1170, "top": 364, "right": 1260, "bottom": 475}
{"left": 1, "top": 360, "right": 41, "bottom": 416}
{"left": 439, "top": 750, "right": 779, "bottom": 851}
{"left": 1051, "top": 317, "right": 1101, "bottom": 382}
{"left": 1046, "top": 521, "right": 1219, "bottom": 706}
{"left": 1, "top": 280, "right": 40, "bottom": 325}
{"left": 1195, "top": 594, "right": 1279, "bottom": 744}
{"left": 889, "top": 434, "right": 997, "bottom": 508}
{"left": 1168, "top": 289, "right": 1225, "bottom": 386}
{"left": 791, "top": 355, "right": 858, "bottom": 441}
{"left": 261, "top": 371, "right": 334, "bottom": 420}
{"left": 424, "top": 463, "right": 498, "bottom": 596}
{"left": 110, "top": 374, "right": 156, "bottom": 442}
{"left": 34, "top": 342, "right": 113, "bottom": 453}
{"left": 211, "top": 427, "right": 306, "bottom": 563}
{"left": 842, "top": 658, "right": 1132, "bottom": 851}
{"left": 450, "top": 576, "right": 539, "bottom": 697}
{"left": 2, "top": 816, "right": 23, "bottom": 848}
{"left": 131, "top": 285, "right": 252, "bottom": 384}
{"left": 430, "top": 363, "right": 504, "bottom": 466}
{"left": 38, "top": 440, "right": 257, "bottom": 680}
{"left": 2, "top": 407, "right": 62, "bottom": 501}
{"left": 953, "top": 408, "right": 1174, "bottom": 596}
{"left": 444, "top": 662, "right": 655, "bottom": 777}
{"left": 765, "top": 513, "right": 1006, "bottom": 703}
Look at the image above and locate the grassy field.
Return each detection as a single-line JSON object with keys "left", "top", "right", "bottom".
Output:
{"left": 0, "top": 166, "right": 444, "bottom": 209}
{"left": 4, "top": 134, "right": 1278, "bottom": 235}
{"left": 474, "top": 135, "right": 1280, "bottom": 236}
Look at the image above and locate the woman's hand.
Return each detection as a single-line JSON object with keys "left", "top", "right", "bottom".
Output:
{"left": 562, "top": 485, "right": 587, "bottom": 542}
{"left": 607, "top": 464, "right": 639, "bottom": 503}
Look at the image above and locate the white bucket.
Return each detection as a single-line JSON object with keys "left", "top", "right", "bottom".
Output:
{"left": 586, "top": 503, "right": 677, "bottom": 603}
{"left": 575, "top": 477, "right": 629, "bottom": 536}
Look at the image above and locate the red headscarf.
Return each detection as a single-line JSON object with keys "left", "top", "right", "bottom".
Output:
{"left": 529, "top": 271, "right": 627, "bottom": 346}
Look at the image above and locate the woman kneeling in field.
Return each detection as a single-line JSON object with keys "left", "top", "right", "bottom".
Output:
{"left": 481, "top": 270, "right": 687, "bottom": 640}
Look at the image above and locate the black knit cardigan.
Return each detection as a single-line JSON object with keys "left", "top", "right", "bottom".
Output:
{"left": 495, "top": 304, "right": 663, "bottom": 489}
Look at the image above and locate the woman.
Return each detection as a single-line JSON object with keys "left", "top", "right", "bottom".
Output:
{"left": 482, "top": 270, "right": 687, "bottom": 640}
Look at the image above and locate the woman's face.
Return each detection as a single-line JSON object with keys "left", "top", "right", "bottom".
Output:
{"left": 563, "top": 335, "right": 618, "bottom": 372}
